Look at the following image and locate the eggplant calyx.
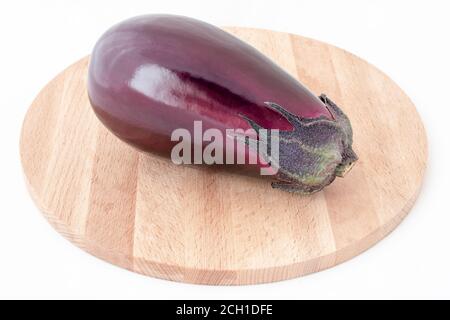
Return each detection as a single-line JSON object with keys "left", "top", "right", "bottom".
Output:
{"left": 240, "top": 95, "right": 357, "bottom": 194}
{"left": 319, "top": 94, "right": 358, "bottom": 178}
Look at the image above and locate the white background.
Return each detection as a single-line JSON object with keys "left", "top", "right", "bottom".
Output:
{"left": 1, "top": 0, "right": 449, "bottom": 299}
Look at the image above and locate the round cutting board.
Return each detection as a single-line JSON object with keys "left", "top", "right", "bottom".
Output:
{"left": 20, "top": 27, "right": 427, "bottom": 285}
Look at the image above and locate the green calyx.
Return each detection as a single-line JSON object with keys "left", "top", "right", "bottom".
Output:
{"left": 241, "top": 94, "right": 358, "bottom": 195}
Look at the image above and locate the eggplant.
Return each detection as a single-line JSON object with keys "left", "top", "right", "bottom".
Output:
{"left": 88, "top": 14, "right": 357, "bottom": 194}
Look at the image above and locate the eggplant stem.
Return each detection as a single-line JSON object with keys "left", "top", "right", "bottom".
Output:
{"left": 238, "top": 96, "right": 358, "bottom": 194}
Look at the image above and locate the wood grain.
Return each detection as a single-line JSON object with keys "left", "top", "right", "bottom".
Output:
{"left": 20, "top": 28, "right": 427, "bottom": 285}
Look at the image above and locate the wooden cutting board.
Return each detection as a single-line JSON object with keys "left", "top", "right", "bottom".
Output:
{"left": 20, "top": 27, "right": 427, "bottom": 285}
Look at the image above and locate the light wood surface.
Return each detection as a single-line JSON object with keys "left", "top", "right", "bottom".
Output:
{"left": 20, "top": 27, "right": 427, "bottom": 285}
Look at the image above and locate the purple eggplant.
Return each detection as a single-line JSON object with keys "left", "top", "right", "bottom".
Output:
{"left": 88, "top": 14, "right": 357, "bottom": 194}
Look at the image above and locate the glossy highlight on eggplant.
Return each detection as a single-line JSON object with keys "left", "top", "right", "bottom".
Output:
{"left": 88, "top": 14, "right": 357, "bottom": 194}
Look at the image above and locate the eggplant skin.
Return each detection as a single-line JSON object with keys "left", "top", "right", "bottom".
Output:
{"left": 88, "top": 14, "right": 357, "bottom": 194}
